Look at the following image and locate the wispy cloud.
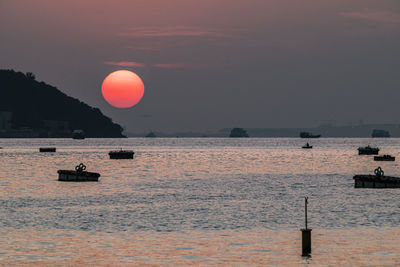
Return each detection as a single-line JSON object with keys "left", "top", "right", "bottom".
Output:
{"left": 104, "top": 61, "right": 145, "bottom": 67}
{"left": 153, "top": 63, "right": 188, "bottom": 69}
{"left": 341, "top": 10, "right": 400, "bottom": 24}
{"left": 126, "top": 46, "right": 162, "bottom": 52}
{"left": 119, "top": 26, "right": 237, "bottom": 38}
{"left": 104, "top": 61, "right": 194, "bottom": 69}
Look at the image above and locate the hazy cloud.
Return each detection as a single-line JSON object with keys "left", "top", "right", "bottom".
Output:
{"left": 104, "top": 61, "right": 194, "bottom": 69}
{"left": 119, "top": 26, "right": 237, "bottom": 39}
{"left": 103, "top": 61, "right": 145, "bottom": 67}
{"left": 341, "top": 10, "right": 400, "bottom": 24}
{"left": 126, "top": 46, "right": 162, "bottom": 52}
{"left": 153, "top": 63, "right": 188, "bottom": 69}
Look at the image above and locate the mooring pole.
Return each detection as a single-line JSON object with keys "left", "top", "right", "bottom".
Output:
{"left": 301, "top": 197, "right": 312, "bottom": 256}
{"left": 305, "top": 197, "right": 308, "bottom": 230}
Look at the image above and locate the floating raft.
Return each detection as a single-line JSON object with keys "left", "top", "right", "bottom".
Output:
{"left": 40, "top": 147, "right": 56, "bottom": 152}
{"left": 109, "top": 150, "right": 134, "bottom": 159}
{"left": 354, "top": 167, "right": 400, "bottom": 188}
{"left": 374, "top": 155, "right": 395, "bottom": 161}
{"left": 58, "top": 163, "right": 100, "bottom": 182}
{"left": 358, "top": 146, "right": 379, "bottom": 155}
{"left": 354, "top": 175, "right": 400, "bottom": 188}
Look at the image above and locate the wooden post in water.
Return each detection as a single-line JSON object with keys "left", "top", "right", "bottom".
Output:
{"left": 301, "top": 197, "right": 312, "bottom": 256}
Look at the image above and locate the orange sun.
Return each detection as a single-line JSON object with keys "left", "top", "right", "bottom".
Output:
{"left": 102, "top": 70, "right": 145, "bottom": 108}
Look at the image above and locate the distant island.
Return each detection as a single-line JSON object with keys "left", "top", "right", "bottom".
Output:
{"left": 0, "top": 69, "right": 124, "bottom": 138}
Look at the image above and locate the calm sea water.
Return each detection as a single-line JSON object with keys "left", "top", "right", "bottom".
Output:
{"left": 1, "top": 138, "right": 399, "bottom": 265}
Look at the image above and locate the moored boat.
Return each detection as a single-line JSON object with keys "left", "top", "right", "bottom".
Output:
{"left": 374, "top": 155, "right": 395, "bottom": 161}
{"left": 58, "top": 163, "right": 100, "bottom": 182}
{"left": 358, "top": 145, "right": 379, "bottom": 155}
{"left": 354, "top": 167, "right": 400, "bottom": 188}
{"left": 109, "top": 149, "right": 134, "bottom": 159}
{"left": 39, "top": 147, "right": 56, "bottom": 152}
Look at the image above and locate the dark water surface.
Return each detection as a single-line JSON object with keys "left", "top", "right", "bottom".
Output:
{"left": 1, "top": 138, "right": 399, "bottom": 265}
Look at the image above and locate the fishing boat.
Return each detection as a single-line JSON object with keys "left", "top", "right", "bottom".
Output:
{"left": 302, "top": 143, "right": 313, "bottom": 149}
{"left": 39, "top": 147, "right": 56, "bottom": 152}
{"left": 58, "top": 163, "right": 100, "bottom": 182}
{"left": 109, "top": 149, "right": 134, "bottom": 159}
{"left": 300, "top": 132, "right": 321, "bottom": 138}
{"left": 374, "top": 155, "right": 395, "bottom": 161}
{"left": 354, "top": 167, "right": 400, "bottom": 188}
{"left": 358, "top": 145, "right": 379, "bottom": 155}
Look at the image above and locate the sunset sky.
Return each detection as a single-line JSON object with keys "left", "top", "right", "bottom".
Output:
{"left": 1, "top": 0, "right": 399, "bottom": 132}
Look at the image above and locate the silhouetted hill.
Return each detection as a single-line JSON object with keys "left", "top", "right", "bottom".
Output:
{"left": 0, "top": 69, "right": 124, "bottom": 137}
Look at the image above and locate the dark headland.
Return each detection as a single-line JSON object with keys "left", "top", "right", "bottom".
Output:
{"left": 0, "top": 69, "right": 124, "bottom": 138}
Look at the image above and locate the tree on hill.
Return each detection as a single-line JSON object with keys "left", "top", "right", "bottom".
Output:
{"left": 0, "top": 69, "right": 125, "bottom": 137}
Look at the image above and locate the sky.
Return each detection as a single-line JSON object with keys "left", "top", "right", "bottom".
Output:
{"left": 1, "top": 0, "right": 399, "bottom": 133}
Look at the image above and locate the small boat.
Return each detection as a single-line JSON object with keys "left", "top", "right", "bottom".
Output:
{"left": 374, "top": 155, "right": 395, "bottom": 161}
{"left": 39, "top": 147, "right": 56, "bottom": 152}
{"left": 300, "top": 132, "right": 321, "bottom": 138}
{"left": 358, "top": 145, "right": 379, "bottom": 155}
{"left": 302, "top": 143, "right": 313, "bottom": 149}
{"left": 58, "top": 163, "right": 100, "bottom": 182}
{"left": 354, "top": 167, "right": 400, "bottom": 188}
{"left": 109, "top": 149, "right": 134, "bottom": 159}
{"left": 72, "top": 129, "right": 85, "bottom": 140}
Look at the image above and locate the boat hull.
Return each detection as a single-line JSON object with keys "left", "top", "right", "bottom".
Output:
{"left": 39, "top": 147, "right": 56, "bottom": 152}
{"left": 358, "top": 149, "right": 379, "bottom": 155}
{"left": 374, "top": 156, "right": 395, "bottom": 161}
{"left": 58, "top": 170, "right": 100, "bottom": 182}
{"left": 109, "top": 151, "right": 134, "bottom": 159}
{"left": 353, "top": 175, "right": 400, "bottom": 188}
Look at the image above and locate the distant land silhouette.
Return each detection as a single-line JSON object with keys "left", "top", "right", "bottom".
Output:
{"left": 0, "top": 69, "right": 124, "bottom": 138}
{"left": 127, "top": 124, "right": 400, "bottom": 138}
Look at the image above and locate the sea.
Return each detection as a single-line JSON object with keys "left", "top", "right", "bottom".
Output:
{"left": 0, "top": 138, "right": 399, "bottom": 266}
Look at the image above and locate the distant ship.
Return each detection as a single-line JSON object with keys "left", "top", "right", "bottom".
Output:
{"left": 145, "top": 132, "right": 156, "bottom": 138}
{"left": 371, "top": 129, "right": 390, "bottom": 138}
{"left": 72, "top": 129, "right": 85, "bottom": 139}
{"left": 300, "top": 132, "right": 321, "bottom": 138}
